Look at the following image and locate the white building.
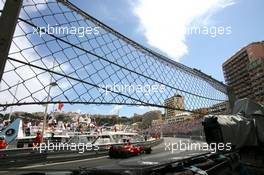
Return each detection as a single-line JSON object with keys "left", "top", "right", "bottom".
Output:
{"left": 165, "top": 112, "right": 192, "bottom": 124}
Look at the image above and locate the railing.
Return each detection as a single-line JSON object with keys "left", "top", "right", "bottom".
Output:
{"left": 0, "top": 138, "right": 163, "bottom": 168}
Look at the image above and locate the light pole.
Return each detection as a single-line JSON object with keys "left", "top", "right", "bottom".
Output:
{"left": 160, "top": 123, "right": 163, "bottom": 138}
{"left": 41, "top": 58, "right": 57, "bottom": 140}
{"left": 8, "top": 80, "right": 20, "bottom": 121}
{"left": 41, "top": 81, "right": 57, "bottom": 139}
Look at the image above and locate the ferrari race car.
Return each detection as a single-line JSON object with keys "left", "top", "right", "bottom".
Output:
{"left": 109, "top": 143, "right": 152, "bottom": 158}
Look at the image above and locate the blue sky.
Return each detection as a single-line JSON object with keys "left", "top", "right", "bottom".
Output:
{"left": 69, "top": 0, "right": 263, "bottom": 83}
{"left": 58, "top": 0, "right": 263, "bottom": 117}
{"left": 2, "top": 0, "right": 263, "bottom": 117}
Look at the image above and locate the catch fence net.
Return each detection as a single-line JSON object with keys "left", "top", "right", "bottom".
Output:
{"left": 0, "top": 0, "right": 227, "bottom": 113}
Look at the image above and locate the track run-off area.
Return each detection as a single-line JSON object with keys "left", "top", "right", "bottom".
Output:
{"left": 0, "top": 137, "right": 208, "bottom": 174}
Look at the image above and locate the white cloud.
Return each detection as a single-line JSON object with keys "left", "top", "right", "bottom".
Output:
{"left": 0, "top": 0, "right": 75, "bottom": 114}
{"left": 109, "top": 105, "right": 123, "bottom": 115}
{"left": 138, "top": 105, "right": 160, "bottom": 111}
{"left": 76, "top": 109, "right": 81, "bottom": 113}
{"left": 133, "top": 0, "right": 236, "bottom": 60}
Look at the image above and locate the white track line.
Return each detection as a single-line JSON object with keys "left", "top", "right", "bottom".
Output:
{"left": 13, "top": 141, "right": 164, "bottom": 170}
{"left": 17, "top": 155, "right": 108, "bottom": 169}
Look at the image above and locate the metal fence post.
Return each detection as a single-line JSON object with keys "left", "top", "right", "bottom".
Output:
{"left": 0, "top": 0, "right": 22, "bottom": 82}
{"left": 227, "top": 86, "right": 236, "bottom": 113}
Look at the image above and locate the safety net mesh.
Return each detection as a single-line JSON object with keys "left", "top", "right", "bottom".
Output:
{"left": 0, "top": 0, "right": 227, "bottom": 113}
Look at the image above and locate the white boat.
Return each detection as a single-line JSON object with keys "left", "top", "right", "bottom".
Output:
{"left": 70, "top": 130, "right": 145, "bottom": 146}
{"left": 68, "top": 124, "right": 145, "bottom": 146}
{"left": 0, "top": 118, "right": 70, "bottom": 149}
{"left": 1, "top": 118, "right": 146, "bottom": 149}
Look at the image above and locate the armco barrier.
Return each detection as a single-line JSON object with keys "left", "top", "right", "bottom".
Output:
{"left": 0, "top": 138, "right": 163, "bottom": 168}
{"left": 162, "top": 134, "right": 205, "bottom": 142}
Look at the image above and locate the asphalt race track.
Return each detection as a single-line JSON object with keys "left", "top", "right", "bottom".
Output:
{"left": 0, "top": 137, "right": 208, "bottom": 175}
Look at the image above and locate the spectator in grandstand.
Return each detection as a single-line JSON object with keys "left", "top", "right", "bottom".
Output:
{"left": 0, "top": 135, "right": 7, "bottom": 149}
{"left": 33, "top": 131, "right": 43, "bottom": 147}
{"left": 25, "top": 127, "right": 31, "bottom": 136}
{"left": 4, "top": 120, "right": 9, "bottom": 127}
{"left": 0, "top": 120, "right": 4, "bottom": 131}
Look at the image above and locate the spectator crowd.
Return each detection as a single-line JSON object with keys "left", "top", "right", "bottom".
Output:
{"left": 146, "top": 117, "right": 204, "bottom": 137}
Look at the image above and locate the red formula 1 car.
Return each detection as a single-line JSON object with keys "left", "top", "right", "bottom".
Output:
{"left": 109, "top": 143, "right": 152, "bottom": 158}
